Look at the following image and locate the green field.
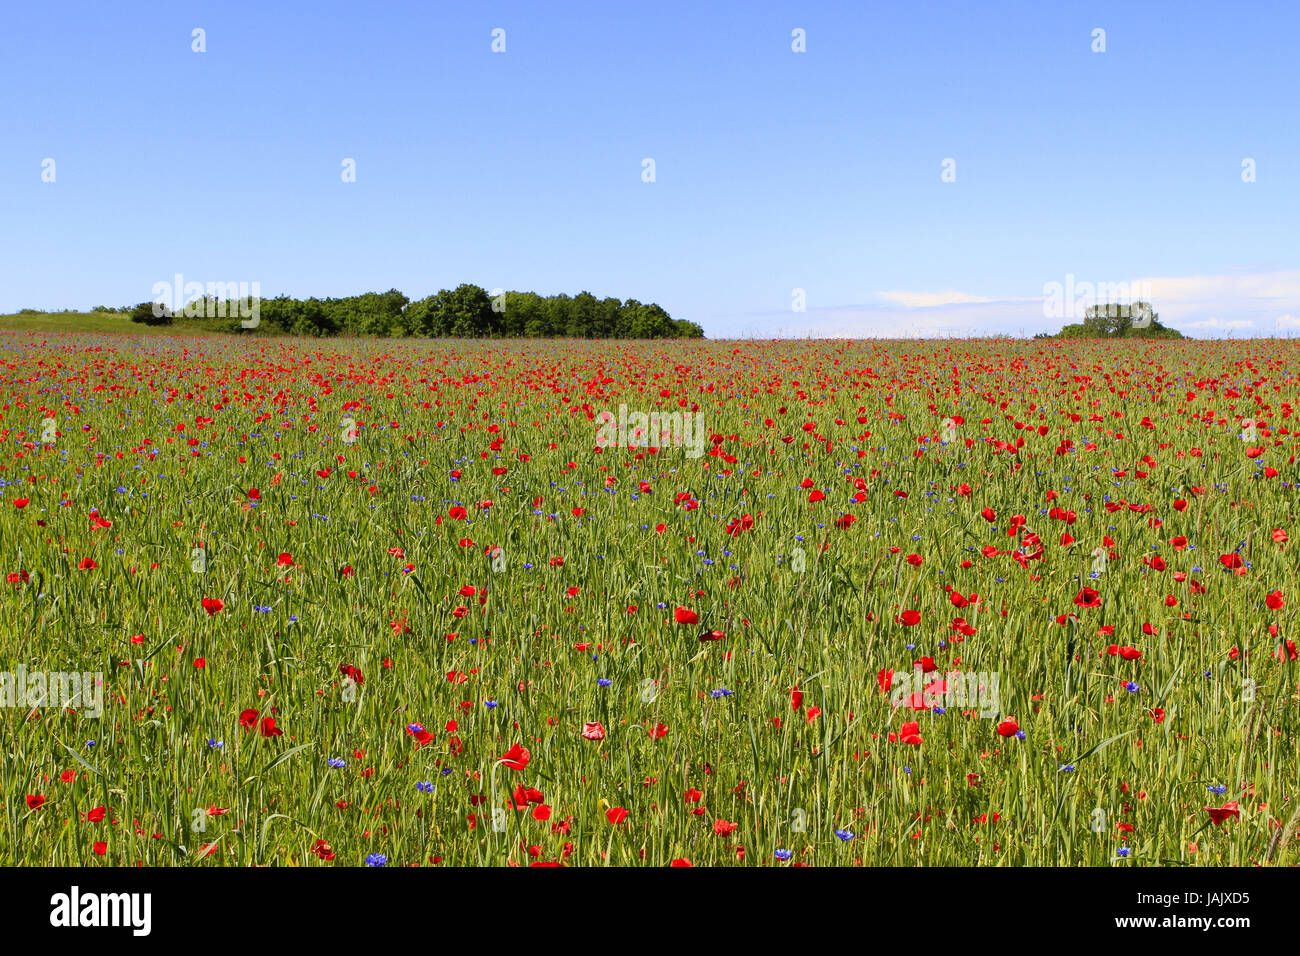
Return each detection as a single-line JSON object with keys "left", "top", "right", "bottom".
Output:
{"left": 0, "top": 312, "right": 242, "bottom": 337}
{"left": 0, "top": 332, "right": 1294, "bottom": 867}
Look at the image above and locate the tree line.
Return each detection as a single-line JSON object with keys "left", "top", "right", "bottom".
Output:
{"left": 129, "top": 285, "right": 704, "bottom": 339}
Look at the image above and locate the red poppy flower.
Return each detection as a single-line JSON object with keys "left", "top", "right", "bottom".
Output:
{"left": 407, "top": 724, "right": 436, "bottom": 747}
{"left": 499, "top": 743, "right": 530, "bottom": 770}
{"left": 201, "top": 597, "right": 225, "bottom": 616}
{"left": 1073, "top": 588, "right": 1101, "bottom": 609}
{"left": 889, "top": 721, "right": 923, "bottom": 745}
{"left": 674, "top": 607, "right": 699, "bottom": 625}
{"left": 1203, "top": 801, "right": 1240, "bottom": 825}
{"left": 339, "top": 663, "right": 364, "bottom": 683}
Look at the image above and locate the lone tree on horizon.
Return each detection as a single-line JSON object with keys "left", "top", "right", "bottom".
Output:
{"left": 1049, "top": 301, "right": 1183, "bottom": 339}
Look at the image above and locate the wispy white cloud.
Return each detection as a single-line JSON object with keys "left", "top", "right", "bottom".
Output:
{"left": 875, "top": 290, "right": 992, "bottom": 308}
{"left": 1137, "top": 271, "right": 1300, "bottom": 310}
{"left": 725, "top": 270, "right": 1300, "bottom": 339}
{"left": 1183, "top": 316, "right": 1254, "bottom": 331}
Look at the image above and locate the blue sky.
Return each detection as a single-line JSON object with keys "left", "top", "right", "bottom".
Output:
{"left": 2, "top": 0, "right": 1297, "bottom": 337}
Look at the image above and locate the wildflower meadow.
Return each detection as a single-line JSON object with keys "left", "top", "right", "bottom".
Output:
{"left": 2, "top": 333, "right": 1294, "bottom": 869}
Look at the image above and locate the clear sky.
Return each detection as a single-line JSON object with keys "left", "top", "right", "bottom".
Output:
{"left": 2, "top": 0, "right": 1297, "bottom": 337}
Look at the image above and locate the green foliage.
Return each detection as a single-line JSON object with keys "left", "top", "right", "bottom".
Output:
{"left": 129, "top": 301, "right": 173, "bottom": 326}
{"left": 1049, "top": 301, "right": 1183, "bottom": 340}
{"left": 18, "top": 288, "right": 703, "bottom": 339}
{"left": 1, "top": 336, "right": 1293, "bottom": 867}
{"left": 131, "top": 285, "right": 704, "bottom": 340}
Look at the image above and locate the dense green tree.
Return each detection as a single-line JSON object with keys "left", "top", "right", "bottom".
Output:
{"left": 108, "top": 288, "right": 705, "bottom": 339}
{"left": 130, "top": 300, "right": 173, "bottom": 326}
{"left": 544, "top": 294, "right": 572, "bottom": 337}
{"left": 567, "top": 291, "right": 598, "bottom": 338}
{"left": 327, "top": 289, "right": 409, "bottom": 336}
{"left": 1049, "top": 301, "right": 1181, "bottom": 340}
{"left": 441, "top": 284, "right": 494, "bottom": 337}
{"left": 596, "top": 297, "right": 621, "bottom": 338}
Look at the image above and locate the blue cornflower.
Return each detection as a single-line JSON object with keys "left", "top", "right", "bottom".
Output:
{"left": 365, "top": 853, "right": 388, "bottom": 867}
{"left": 485, "top": 700, "right": 499, "bottom": 709}
{"left": 597, "top": 678, "right": 612, "bottom": 687}
{"left": 835, "top": 829, "right": 854, "bottom": 841}
{"left": 1116, "top": 847, "right": 1131, "bottom": 858}
{"left": 208, "top": 739, "right": 223, "bottom": 749}
{"left": 710, "top": 688, "right": 733, "bottom": 698}
{"left": 416, "top": 781, "right": 435, "bottom": 793}
{"left": 328, "top": 758, "right": 345, "bottom": 769}
{"left": 774, "top": 849, "right": 793, "bottom": 860}
{"left": 1125, "top": 681, "right": 1139, "bottom": 693}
